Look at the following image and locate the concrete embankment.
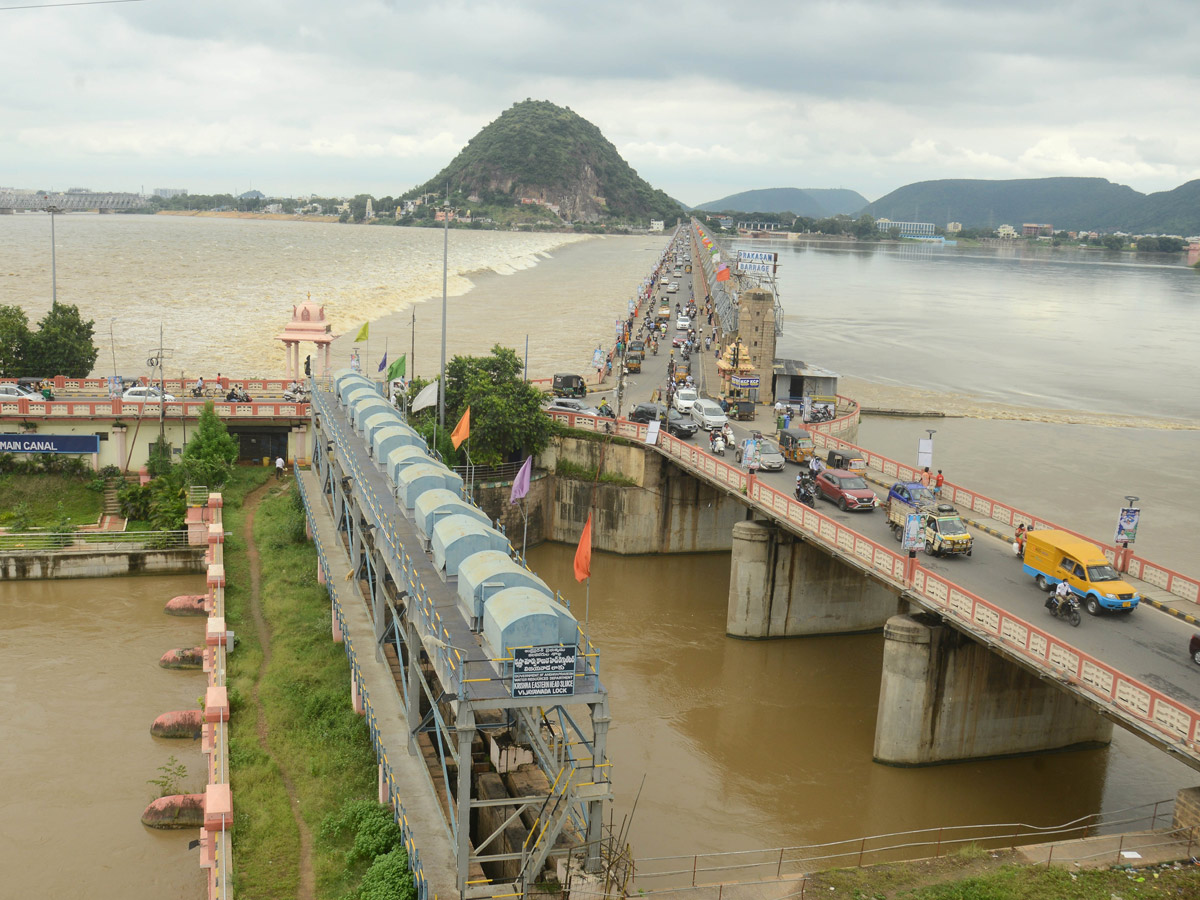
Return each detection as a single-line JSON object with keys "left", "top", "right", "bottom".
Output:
{"left": 159, "top": 646, "right": 205, "bottom": 669}
{"left": 0, "top": 548, "right": 206, "bottom": 580}
{"left": 150, "top": 709, "right": 204, "bottom": 739}
{"left": 164, "top": 594, "right": 209, "bottom": 616}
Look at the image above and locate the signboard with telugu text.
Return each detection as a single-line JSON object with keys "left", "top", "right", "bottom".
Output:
{"left": 512, "top": 645, "right": 577, "bottom": 698}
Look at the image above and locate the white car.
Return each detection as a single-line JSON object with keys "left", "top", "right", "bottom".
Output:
{"left": 676, "top": 315, "right": 691, "bottom": 331}
{"left": 545, "top": 398, "right": 599, "bottom": 417}
{"left": 690, "top": 398, "right": 727, "bottom": 431}
{"left": 673, "top": 387, "right": 698, "bottom": 414}
{"left": 0, "top": 384, "right": 37, "bottom": 400}
{"left": 666, "top": 282, "right": 679, "bottom": 293}
{"left": 122, "top": 385, "right": 176, "bottom": 403}
{"left": 673, "top": 269, "right": 683, "bottom": 278}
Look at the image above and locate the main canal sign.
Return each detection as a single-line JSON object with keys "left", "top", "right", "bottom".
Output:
{"left": 0, "top": 434, "right": 100, "bottom": 454}
{"left": 512, "top": 645, "right": 577, "bottom": 698}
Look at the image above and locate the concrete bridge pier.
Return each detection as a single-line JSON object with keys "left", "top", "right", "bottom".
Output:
{"left": 728, "top": 519, "right": 904, "bottom": 638}
{"left": 874, "top": 614, "right": 1113, "bottom": 766}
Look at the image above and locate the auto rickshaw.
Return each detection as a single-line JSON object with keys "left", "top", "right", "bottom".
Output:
{"left": 552, "top": 373, "right": 588, "bottom": 398}
{"left": 778, "top": 427, "right": 815, "bottom": 464}
{"left": 628, "top": 339, "right": 645, "bottom": 361}
{"left": 673, "top": 363, "right": 690, "bottom": 384}
{"left": 730, "top": 399, "right": 756, "bottom": 421}
{"left": 625, "top": 356, "right": 642, "bottom": 373}
{"left": 826, "top": 447, "right": 868, "bottom": 474}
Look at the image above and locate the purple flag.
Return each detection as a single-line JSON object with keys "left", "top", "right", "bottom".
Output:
{"left": 510, "top": 456, "right": 532, "bottom": 505}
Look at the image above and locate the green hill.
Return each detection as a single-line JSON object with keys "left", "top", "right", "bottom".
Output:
{"left": 696, "top": 187, "right": 868, "bottom": 217}
{"left": 864, "top": 177, "right": 1200, "bottom": 234}
{"left": 405, "top": 100, "right": 682, "bottom": 224}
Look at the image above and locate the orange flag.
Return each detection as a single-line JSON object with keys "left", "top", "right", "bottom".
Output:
{"left": 451, "top": 406, "right": 470, "bottom": 450}
{"left": 573, "top": 513, "right": 592, "bottom": 582}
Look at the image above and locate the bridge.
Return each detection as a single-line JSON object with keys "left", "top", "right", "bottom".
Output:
{"left": 0, "top": 190, "right": 145, "bottom": 212}
{"left": 542, "top": 220, "right": 1200, "bottom": 774}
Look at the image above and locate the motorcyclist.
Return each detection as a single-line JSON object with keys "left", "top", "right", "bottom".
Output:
{"left": 1053, "top": 579, "right": 1072, "bottom": 612}
{"left": 1014, "top": 523, "right": 1028, "bottom": 558}
{"left": 192, "top": 376, "right": 205, "bottom": 397}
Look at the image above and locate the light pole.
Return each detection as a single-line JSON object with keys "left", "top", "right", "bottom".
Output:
{"left": 46, "top": 202, "right": 61, "bottom": 308}
{"left": 439, "top": 195, "right": 449, "bottom": 429}
{"left": 109, "top": 318, "right": 118, "bottom": 382}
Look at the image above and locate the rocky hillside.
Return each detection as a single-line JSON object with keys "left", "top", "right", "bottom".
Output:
{"left": 405, "top": 100, "right": 681, "bottom": 224}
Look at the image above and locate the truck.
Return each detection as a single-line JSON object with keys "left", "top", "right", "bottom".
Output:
{"left": 885, "top": 482, "right": 974, "bottom": 557}
{"left": 1022, "top": 529, "right": 1140, "bottom": 615}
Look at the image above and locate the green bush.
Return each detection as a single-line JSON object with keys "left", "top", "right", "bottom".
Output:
{"left": 356, "top": 848, "right": 415, "bottom": 900}
{"left": 117, "top": 481, "right": 152, "bottom": 520}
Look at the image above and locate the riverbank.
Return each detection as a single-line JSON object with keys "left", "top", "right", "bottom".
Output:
{"left": 157, "top": 209, "right": 341, "bottom": 224}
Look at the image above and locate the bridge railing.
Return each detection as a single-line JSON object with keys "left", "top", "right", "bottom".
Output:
{"left": 0, "top": 396, "right": 308, "bottom": 420}
{"left": 805, "top": 408, "right": 1200, "bottom": 608}
{"left": 547, "top": 408, "right": 1200, "bottom": 757}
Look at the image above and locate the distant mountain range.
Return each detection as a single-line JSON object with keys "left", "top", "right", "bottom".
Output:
{"left": 694, "top": 187, "right": 868, "bottom": 218}
{"left": 695, "top": 178, "right": 1200, "bottom": 235}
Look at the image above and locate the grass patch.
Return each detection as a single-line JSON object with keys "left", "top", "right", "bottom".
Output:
{"left": 807, "top": 854, "right": 1200, "bottom": 899}
{"left": 224, "top": 474, "right": 410, "bottom": 899}
{"left": 0, "top": 472, "right": 103, "bottom": 528}
{"left": 556, "top": 457, "right": 637, "bottom": 486}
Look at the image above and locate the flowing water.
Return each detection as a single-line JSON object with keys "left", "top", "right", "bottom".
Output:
{"left": 3, "top": 218, "right": 1200, "bottom": 893}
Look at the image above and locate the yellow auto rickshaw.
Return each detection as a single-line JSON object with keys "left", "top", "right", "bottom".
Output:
{"left": 778, "top": 427, "right": 815, "bottom": 464}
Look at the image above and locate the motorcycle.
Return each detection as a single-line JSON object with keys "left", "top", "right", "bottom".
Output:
{"left": 795, "top": 475, "right": 817, "bottom": 508}
{"left": 1045, "top": 592, "right": 1082, "bottom": 627}
{"left": 597, "top": 402, "right": 614, "bottom": 418}
{"left": 710, "top": 433, "right": 725, "bottom": 456}
{"left": 283, "top": 387, "right": 310, "bottom": 403}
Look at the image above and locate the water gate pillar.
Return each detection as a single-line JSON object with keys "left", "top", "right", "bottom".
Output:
{"left": 874, "top": 614, "right": 1112, "bottom": 766}
{"left": 728, "top": 520, "right": 903, "bottom": 639}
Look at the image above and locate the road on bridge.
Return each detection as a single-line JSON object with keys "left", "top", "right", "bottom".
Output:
{"left": 600, "top": 237, "right": 1200, "bottom": 733}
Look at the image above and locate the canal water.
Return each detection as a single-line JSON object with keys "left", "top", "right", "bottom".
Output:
{"left": 0, "top": 574, "right": 207, "bottom": 899}
{"left": 3, "top": 218, "right": 1200, "bottom": 892}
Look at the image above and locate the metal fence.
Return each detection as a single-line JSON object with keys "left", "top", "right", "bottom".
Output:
{"left": 0, "top": 529, "right": 192, "bottom": 552}
{"left": 632, "top": 800, "right": 1181, "bottom": 890}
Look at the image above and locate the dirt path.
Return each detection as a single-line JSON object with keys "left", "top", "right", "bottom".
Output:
{"left": 243, "top": 483, "right": 315, "bottom": 900}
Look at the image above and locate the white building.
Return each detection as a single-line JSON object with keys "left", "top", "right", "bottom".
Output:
{"left": 649, "top": 220, "right": 665, "bottom": 232}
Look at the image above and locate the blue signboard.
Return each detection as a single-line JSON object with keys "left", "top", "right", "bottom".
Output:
{"left": 0, "top": 433, "right": 100, "bottom": 454}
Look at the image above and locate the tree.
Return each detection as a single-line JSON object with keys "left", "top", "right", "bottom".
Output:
{"left": 0, "top": 305, "right": 30, "bottom": 377}
{"left": 25, "top": 303, "right": 98, "bottom": 377}
{"left": 410, "top": 344, "right": 556, "bottom": 467}
{"left": 181, "top": 401, "right": 239, "bottom": 487}
{"left": 1102, "top": 235, "right": 1127, "bottom": 251}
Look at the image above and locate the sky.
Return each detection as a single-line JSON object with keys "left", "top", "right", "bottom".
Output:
{"left": 2, "top": 0, "right": 1198, "bottom": 206}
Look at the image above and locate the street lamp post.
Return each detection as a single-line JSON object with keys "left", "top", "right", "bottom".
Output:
{"left": 439, "top": 196, "right": 449, "bottom": 430}
{"left": 47, "top": 203, "right": 61, "bottom": 308}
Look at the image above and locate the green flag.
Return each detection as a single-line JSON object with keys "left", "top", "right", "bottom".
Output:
{"left": 386, "top": 354, "right": 406, "bottom": 381}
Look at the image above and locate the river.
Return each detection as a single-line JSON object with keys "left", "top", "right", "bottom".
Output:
{"left": 3, "top": 217, "right": 1200, "bottom": 893}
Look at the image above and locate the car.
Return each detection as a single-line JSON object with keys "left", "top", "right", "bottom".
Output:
{"left": 545, "top": 397, "right": 599, "bottom": 417}
{"left": 122, "top": 385, "right": 176, "bottom": 403}
{"left": 628, "top": 402, "right": 697, "bottom": 438}
{"left": 676, "top": 315, "right": 691, "bottom": 330}
{"left": 815, "top": 469, "right": 879, "bottom": 511}
{"left": 673, "top": 387, "right": 698, "bottom": 414}
{"left": 690, "top": 398, "right": 727, "bottom": 431}
{"left": 666, "top": 282, "right": 679, "bottom": 293}
{"left": 1191, "top": 634, "right": 1200, "bottom": 665}
{"left": 736, "top": 436, "right": 785, "bottom": 471}
{"left": 0, "top": 383, "right": 38, "bottom": 400}
{"left": 673, "top": 269, "right": 683, "bottom": 278}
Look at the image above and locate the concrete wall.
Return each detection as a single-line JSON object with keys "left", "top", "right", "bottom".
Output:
{"left": 874, "top": 613, "right": 1113, "bottom": 766}
{"left": 1173, "top": 786, "right": 1200, "bottom": 831}
{"left": 542, "top": 435, "right": 745, "bottom": 554}
{"left": 472, "top": 472, "right": 553, "bottom": 551}
{"left": 727, "top": 520, "right": 903, "bottom": 638}
{"left": 0, "top": 548, "right": 206, "bottom": 580}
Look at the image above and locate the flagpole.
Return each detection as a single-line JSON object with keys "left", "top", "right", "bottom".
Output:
{"left": 585, "top": 576, "right": 590, "bottom": 630}
{"left": 520, "top": 497, "right": 528, "bottom": 564}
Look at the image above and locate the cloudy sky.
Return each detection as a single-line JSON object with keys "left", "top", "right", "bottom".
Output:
{"left": 3, "top": 0, "right": 1198, "bottom": 205}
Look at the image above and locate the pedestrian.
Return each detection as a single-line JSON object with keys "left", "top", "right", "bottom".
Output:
{"left": 774, "top": 400, "right": 785, "bottom": 417}
{"left": 275, "top": 455, "right": 285, "bottom": 479}
{"left": 934, "top": 469, "right": 945, "bottom": 496}
{"left": 921, "top": 466, "right": 931, "bottom": 486}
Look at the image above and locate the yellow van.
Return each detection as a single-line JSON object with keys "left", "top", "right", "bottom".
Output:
{"left": 1022, "top": 530, "right": 1140, "bottom": 615}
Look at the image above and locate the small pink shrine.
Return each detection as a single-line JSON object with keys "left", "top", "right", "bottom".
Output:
{"left": 277, "top": 295, "right": 335, "bottom": 379}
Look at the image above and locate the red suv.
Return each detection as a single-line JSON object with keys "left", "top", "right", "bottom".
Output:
{"left": 815, "top": 469, "right": 879, "bottom": 512}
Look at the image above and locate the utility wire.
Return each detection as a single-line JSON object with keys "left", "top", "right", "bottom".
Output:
{"left": 1, "top": 0, "right": 146, "bottom": 10}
